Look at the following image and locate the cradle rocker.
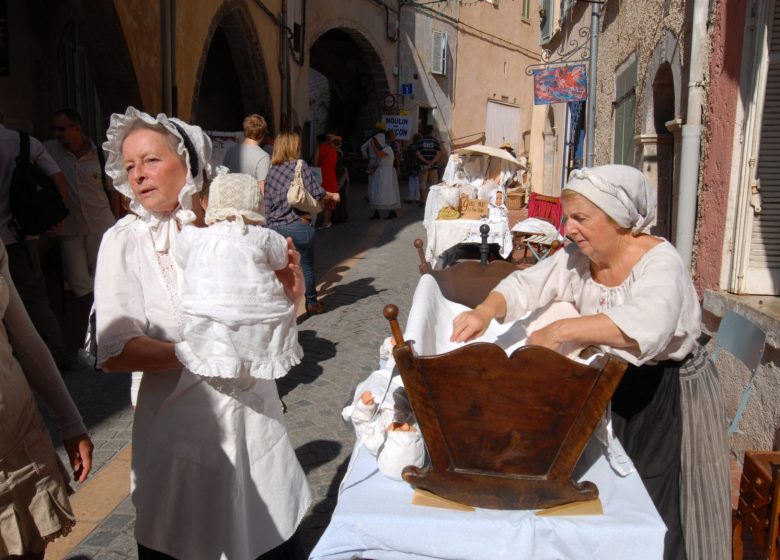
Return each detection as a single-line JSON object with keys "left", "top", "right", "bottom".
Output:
{"left": 383, "top": 304, "right": 627, "bottom": 510}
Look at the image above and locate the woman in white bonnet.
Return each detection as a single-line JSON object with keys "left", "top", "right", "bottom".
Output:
{"left": 361, "top": 132, "right": 401, "bottom": 220}
{"left": 94, "top": 107, "right": 311, "bottom": 560}
{"left": 451, "top": 164, "right": 730, "bottom": 560}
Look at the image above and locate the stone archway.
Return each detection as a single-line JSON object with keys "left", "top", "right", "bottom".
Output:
{"left": 66, "top": 1, "right": 142, "bottom": 123}
{"left": 191, "top": 0, "right": 274, "bottom": 132}
{"left": 640, "top": 30, "right": 682, "bottom": 240}
{"left": 309, "top": 27, "right": 391, "bottom": 150}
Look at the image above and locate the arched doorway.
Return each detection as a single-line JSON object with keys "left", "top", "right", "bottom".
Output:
{"left": 309, "top": 28, "right": 391, "bottom": 155}
{"left": 651, "top": 62, "right": 676, "bottom": 239}
{"left": 192, "top": 1, "right": 274, "bottom": 133}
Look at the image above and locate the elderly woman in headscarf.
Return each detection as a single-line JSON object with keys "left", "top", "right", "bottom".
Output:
{"left": 361, "top": 132, "right": 401, "bottom": 220}
{"left": 93, "top": 108, "right": 311, "bottom": 560}
{"left": 451, "top": 165, "right": 730, "bottom": 560}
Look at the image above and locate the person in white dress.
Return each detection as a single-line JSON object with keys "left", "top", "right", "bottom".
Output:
{"left": 451, "top": 165, "right": 730, "bottom": 560}
{"left": 94, "top": 107, "right": 311, "bottom": 560}
{"left": 361, "top": 133, "right": 400, "bottom": 220}
{"left": 174, "top": 171, "right": 303, "bottom": 387}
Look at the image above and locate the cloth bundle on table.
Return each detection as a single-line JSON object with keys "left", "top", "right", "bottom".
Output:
{"left": 312, "top": 275, "right": 665, "bottom": 560}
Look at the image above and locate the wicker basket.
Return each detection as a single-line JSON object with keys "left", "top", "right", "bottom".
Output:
{"left": 505, "top": 191, "right": 525, "bottom": 210}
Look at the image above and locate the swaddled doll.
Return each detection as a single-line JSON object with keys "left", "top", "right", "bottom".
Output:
{"left": 174, "top": 172, "right": 303, "bottom": 388}
{"left": 344, "top": 365, "right": 426, "bottom": 481}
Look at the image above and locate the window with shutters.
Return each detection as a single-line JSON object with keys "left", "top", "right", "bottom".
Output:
{"left": 522, "top": 0, "right": 531, "bottom": 22}
{"left": 431, "top": 31, "right": 447, "bottom": 75}
{"left": 539, "top": 0, "right": 553, "bottom": 44}
{"left": 613, "top": 55, "right": 637, "bottom": 165}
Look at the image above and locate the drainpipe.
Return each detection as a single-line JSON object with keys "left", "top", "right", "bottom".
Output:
{"left": 584, "top": 1, "right": 600, "bottom": 167}
{"left": 675, "top": 0, "right": 709, "bottom": 268}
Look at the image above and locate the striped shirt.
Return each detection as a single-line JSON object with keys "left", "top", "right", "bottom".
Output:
{"left": 264, "top": 159, "right": 325, "bottom": 227}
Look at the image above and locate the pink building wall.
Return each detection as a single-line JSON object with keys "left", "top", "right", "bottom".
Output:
{"left": 694, "top": 0, "right": 747, "bottom": 295}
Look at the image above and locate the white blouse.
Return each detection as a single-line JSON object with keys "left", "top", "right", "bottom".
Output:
{"left": 94, "top": 215, "right": 311, "bottom": 559}
{"left": 493, "top": 240, "right": 701, "bottom": 365}
{"left": 174, "top": 221, "right": 302, "bottom": 382}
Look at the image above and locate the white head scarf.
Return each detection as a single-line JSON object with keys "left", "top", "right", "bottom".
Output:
{"left": 373, "top": 133, "right": 386, "bottom": 147}
{"left": 205, "top": 172, "right": 265, "bottom": 231}
{"left": 564, "top": 165, "right": 657, "bottom": 234}
{"left": 102, "top": 107, "right": 213, "bottom": 250}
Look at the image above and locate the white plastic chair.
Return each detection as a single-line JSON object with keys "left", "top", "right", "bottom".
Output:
{"left": 710, "top": 310, "right": 767, "bottom": 435}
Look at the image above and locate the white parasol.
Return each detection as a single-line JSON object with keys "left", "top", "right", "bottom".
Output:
{"left": 454, "top": 144, "right": 525, "bottom": 169}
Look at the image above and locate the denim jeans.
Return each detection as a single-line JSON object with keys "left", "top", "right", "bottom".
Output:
{"left": 271, "top": 219, "right": 317, "bottom": 305}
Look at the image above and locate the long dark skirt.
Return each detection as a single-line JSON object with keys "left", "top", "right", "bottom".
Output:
{"left": 610, "top": 345, "right": 730, "bottom": 560}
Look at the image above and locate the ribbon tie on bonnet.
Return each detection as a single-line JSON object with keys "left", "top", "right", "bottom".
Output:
{"left": 565, "top": 165, "right": 657, "bottom": 234}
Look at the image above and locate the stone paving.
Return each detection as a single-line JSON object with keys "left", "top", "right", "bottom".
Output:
{"left": 50, "top": 183, "right": 425, "bottom": 559}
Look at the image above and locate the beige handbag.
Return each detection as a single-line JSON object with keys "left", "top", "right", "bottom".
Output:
{"left": 287, "top": 159, "right": 323, "bottom": 214}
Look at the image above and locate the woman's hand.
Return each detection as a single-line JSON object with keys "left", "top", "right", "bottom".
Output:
{"left": 451, "top": 306, "right": 492, "bottom": 343}
{"left": 64, "top": 433, "right": 94, "bottom": 483}
{"left": 275, "top": 237, "right": 304, "bottom": 305}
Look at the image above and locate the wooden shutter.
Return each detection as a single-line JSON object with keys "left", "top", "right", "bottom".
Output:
{"left": 540, "top": 0, "right": 553, "bottom": 44}
{"left": 751, "top": 5, "right": 780, "bottom": 279}
{"left": 613, "top": 57, "right": 637, "bottom": 165}
{"left": 431, "top": 31, "right": 447, "bottom": 75}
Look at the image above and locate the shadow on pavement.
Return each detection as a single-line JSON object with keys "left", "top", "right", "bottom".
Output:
{"left": 278, "top": 330, "right": 337, "bottom": 398}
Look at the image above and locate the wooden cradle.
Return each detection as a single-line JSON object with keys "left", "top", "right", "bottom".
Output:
{"left": 384, "top": 251, "right": 627, "bottom": 510}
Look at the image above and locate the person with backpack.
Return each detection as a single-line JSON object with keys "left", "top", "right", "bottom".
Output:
{"left": 0, "top": 112, "right": 71, "bottom": 369}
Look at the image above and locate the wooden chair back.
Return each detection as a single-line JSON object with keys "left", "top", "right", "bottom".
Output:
{"left": 414, "top": 239, "right": 517, "bottom": 308}
{"left": 734, "top": 451, "right": 780, "bottom": 559}
{"left": 384, "top": 304, "right": 627, "bottom": 510}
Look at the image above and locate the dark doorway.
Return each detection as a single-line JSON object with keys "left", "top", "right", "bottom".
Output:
{"left": 309, "top": 28, "right": 390, "bottom": 153}
{"left": 193, "top": 28, "right": 244, "bottom": 131}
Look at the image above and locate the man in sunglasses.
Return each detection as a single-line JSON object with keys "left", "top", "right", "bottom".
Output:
{"left": 44, "top": 109, "right": 119, "bottom": 367}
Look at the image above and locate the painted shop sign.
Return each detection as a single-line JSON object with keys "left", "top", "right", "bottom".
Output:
{"left": 381, "top": 115, "right": 411, "bottom": 140}
{"left": 532, "top": 64, "right": 588, "bottom": 105}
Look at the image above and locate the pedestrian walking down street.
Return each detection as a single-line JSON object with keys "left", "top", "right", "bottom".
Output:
{"left": 266, "top": 131, "right": 337, "bottom": 315}
{"left": 0, "top": 112, "right": 72, "bottom": 369}
{"left": 332, "top": 135, "right": 350, "bottom": 224}
{"left": 45, "top": 108, "right": 118, "bottom": 366}
{"left": 315, "top": 133, "right": 339, "bottom": 229}
{"left": 0, "top": 240, "right": 94, "bottom": 557}
{"left": 221, "top": 113, "right": 272, "bottom": 194}
{"left": 95, "top": 107, "right": 312, "bottom": 560}
{"left": 404, "top": 132, "right": 422, "bottom": 204}
{"left": 361, "top": 132, "right": 400, "bottom": 220}
{"left": 416, "top": 125, "right": 442, "bottom": 206}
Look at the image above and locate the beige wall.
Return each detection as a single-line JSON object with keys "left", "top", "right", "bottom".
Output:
{"left": 453, "top": 1, "right": 540, "bottom": 155}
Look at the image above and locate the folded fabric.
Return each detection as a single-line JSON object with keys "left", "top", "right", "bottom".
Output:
{"left": 377, "top": 426, "right": 426, "bottom": 481}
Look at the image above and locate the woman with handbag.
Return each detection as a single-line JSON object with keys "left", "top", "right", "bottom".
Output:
{"left": 266, "top": 132, "right": 336, "bottom": 315}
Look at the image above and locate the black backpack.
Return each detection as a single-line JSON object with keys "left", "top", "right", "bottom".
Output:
{"left": 10, "top": 131, "right": 69, "bottom": 239}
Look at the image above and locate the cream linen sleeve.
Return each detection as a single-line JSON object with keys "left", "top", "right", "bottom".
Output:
{"left": 0, "top": 246, "right": 87, "bottom": 439}
{"left": 94, "top": 219, "right": 148, "bottom": 367}
{"left": 492, "top": 246, "right": 584, "bottom": 323}
{"left": 600, "top": 245, "right": 700, "bottom": 365}
{"left": 261, "top": 228, "right": 291, "bottom": 271}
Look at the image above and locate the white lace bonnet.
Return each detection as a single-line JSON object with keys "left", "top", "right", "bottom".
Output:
{"left": 102, "top": 106, "right": 213, "bottom": 228}
{"left": 564, "top": 164, "right": 657, "bottom": 234}
{"left": 205, "top": 172, "right": 265, "bottom": 230}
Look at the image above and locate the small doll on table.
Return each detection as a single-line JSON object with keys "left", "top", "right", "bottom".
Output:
{"left": 174, "top": 172, "right": 303, "bottom": 390}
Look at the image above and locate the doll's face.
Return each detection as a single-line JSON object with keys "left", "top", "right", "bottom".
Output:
{"left": 360, "top": 391, "right": 375, "bottom": 405}
{"left": 387, "top": 422, "right": 416, "bottom": 432}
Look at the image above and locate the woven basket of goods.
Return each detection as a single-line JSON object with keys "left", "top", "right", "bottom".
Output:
{"left": 505, "top": 191, "right": 525, "bottom": 210}
{"left": 437, "top": 207, "right": 461, "bottom": 220}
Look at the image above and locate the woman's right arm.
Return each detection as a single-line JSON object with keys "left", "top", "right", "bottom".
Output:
{"left": 101, "top": 336, "right": 179, "bottom": 372}
{"left": 95, "top": 223, "right": 181, "bottom": 373}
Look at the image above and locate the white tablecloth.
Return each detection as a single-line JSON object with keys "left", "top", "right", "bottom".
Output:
{"left": 309, "top": 436, "right": 665, "bottom": 560}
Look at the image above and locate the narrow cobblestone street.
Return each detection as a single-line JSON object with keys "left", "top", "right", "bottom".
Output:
{"left": 45, "top": 183, "right": 424, "bottom": 559}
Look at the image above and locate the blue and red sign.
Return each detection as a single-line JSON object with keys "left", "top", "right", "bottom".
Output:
{"left": 532, "top": 64, "right": 588, "bottom": 105}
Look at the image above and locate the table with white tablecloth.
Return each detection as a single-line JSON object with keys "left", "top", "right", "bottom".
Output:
{"left": 423, "top": 184, "right": 512, "bottom": 268}
{"left": 309, "top": 275, "right": 666, "bottom": 560}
